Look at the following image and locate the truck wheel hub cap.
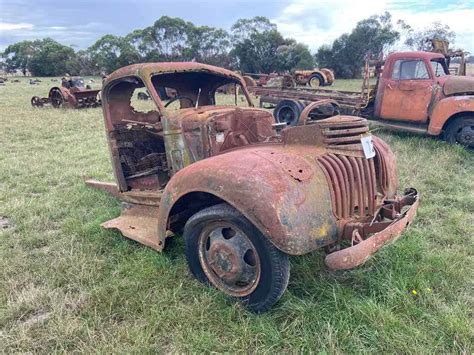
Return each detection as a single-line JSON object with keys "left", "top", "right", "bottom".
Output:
{"left": 457, "top": 125, "right": 473, "bottom": 145}
{"left": 198, "top": 223, "right": 261, "bottom": 297}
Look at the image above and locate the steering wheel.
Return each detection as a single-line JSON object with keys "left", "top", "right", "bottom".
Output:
{"left": 164, "top": 96, "right": 195, "bottom": 108}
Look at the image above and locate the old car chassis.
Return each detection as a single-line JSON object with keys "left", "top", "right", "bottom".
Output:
{"left": 86, "top": 62, "right": 419, "bottom": 312}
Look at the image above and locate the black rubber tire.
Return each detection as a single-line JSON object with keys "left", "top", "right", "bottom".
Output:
{"left": 273, "top": 99, "right": 304, "bottom": 126}
{"left": 49, "top": 88, "right": 64, "bottom": 108}
{"left": 308, "top": 73, "right": 323, "bottom": 88}
{"left": 184, "top": 203, "right": 290, "bottom": 313}
{"left": 31, "top": 96, "right": 43, "bottom": 107}
{"left": 444, "top": 117, "right": 474, "bottom": 148}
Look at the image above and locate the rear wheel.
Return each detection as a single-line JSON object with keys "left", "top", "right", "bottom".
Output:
{"left": 184, "top": 203, "right": 290, "bottom": 313}
{"left": 273, "top": 99, "right": 304, "bottom": 126}
{"left": 308, "top": 73, "right": 323, "bottom": 88}
{"left": 444, "top": 117, "right": 474, "bottom": 148}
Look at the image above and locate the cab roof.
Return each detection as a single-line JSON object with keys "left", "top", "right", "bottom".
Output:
{"left": 387, "top": 51, "right": 445, "bottom": 61}
{"left": 103, "top": 62, "right": 243, "bottom": 88}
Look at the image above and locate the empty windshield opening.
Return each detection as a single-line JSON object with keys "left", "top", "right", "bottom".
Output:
{"left": 151, "top": 71, "right": 251, "bottom": 109}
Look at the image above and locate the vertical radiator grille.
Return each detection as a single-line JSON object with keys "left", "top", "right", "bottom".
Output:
{"left": 317, "top": 154, "right": 377, "bottom": 219}
{"left": 373, "top": 143, "right": 389, "bottom": 195}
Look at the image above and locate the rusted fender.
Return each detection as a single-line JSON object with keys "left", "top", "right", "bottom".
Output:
{"left": 298, "top": 99, "right": 340, "bottom": 125}
{"left": 324, "top": 190, "right": 419, "bottom": 270}
{"left": 428, "top": 96, "right": 474, "bottom": 135}
{"left": 158, "top": 145, "right": 338, "bottom": 255}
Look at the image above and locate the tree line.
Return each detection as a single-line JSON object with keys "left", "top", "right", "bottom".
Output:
{"left": 1, "top": 14, "right": 460, "bottom": 78}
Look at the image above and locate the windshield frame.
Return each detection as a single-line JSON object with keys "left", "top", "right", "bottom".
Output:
{"left": 430, "top": 59, "right": 449, "bottom": 77}
{"left": 147, "top": 70, "right": 254, "bottom": 111}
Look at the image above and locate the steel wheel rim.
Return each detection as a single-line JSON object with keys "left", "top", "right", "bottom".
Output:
{"left": 309, "top": 77, "right": 320, "bottom": 87}
{"left": 198, "top": 222, "right": 261, "bottom": 297}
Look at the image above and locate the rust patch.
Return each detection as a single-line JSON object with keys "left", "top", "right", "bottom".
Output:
{"left": 101, "top": 203, "right": 162, "bottom": 251}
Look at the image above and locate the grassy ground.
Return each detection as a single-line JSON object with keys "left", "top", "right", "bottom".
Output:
{"left": 0, "top": 77, "right": 473, "bottom": 353}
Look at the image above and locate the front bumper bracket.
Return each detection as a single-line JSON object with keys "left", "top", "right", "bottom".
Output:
{"left": 325, "top": 188, "right": 419, "bottom": 270}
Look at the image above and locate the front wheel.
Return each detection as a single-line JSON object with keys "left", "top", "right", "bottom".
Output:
{"left": 184, "top": 203, "right": 290, "bottom": 313}
{"left": 444, "top": 117, "right": 474, "bottom": 148}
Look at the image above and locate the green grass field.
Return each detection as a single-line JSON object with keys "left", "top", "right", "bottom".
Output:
{"left": 0, "top": 77, "right": 473, "bottom": 353}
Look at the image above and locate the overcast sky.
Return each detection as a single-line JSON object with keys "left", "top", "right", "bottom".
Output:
{"left": 0, "top": 0, "right": 473, "bottom": 53}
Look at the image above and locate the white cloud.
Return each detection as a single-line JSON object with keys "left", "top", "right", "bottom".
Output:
{"left": 272, "top": 0, "right": 474, "bottom": 53}
{"left": 0, "top": 22, "right": 34, "bottom": 31}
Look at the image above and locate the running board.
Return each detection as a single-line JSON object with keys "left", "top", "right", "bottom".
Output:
{"left": 370, "top": 120, "right": 428, "bottom": 135}
{"left": 102, "top": 203, "right": 163, "bottom": 251}
{"left": 84, "top": 178, "right": 162, "bottom": 206}
{"left": 84, "top": 178, "right": 165, "bottom": 251}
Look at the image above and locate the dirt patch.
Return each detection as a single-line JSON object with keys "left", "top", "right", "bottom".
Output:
{"left": 21, "top": 310, "right": 51, "bottom": 327}
{"left": 0, "top": 216, "right": 14, "bottom": 230}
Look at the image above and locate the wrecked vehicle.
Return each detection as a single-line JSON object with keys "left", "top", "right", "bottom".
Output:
{"left": 255, "top": 51, "right": 474, "bottom": 148}
{"left": 31, "top": 76, "right": 101, "bottom": 108}
{"left": 85, "top": 62, "right": 419, "bottom": 312}
{"left": 243, "top": 73, "right": 296, "bottom": 88}
{"left": 243, "top": 68, "right": 335, "bottom": 88}
{"left": 293, "top": 68, "right": 335, "bottom": 87}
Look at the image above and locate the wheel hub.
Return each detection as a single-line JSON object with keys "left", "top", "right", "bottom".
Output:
{"left": 208, "top": 242, "right": 239, "bottom": 279}
{"left": 457, "top": 125, "right": 473, "bottom": 146}
{"left": 280, "top": 107, "right": 295, "bottom": 124}
{"left": 198, "top": 224, "right": 261, "bottom": 297}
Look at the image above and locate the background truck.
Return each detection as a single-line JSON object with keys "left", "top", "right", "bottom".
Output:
{"left": 85, "top": 62, "right": 418, "bottom": 312}
{"left": 253, "top": 51, "right": 474, "bottom": 148}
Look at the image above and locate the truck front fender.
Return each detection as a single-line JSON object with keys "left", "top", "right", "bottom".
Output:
{"left": 158, "top": 146, "right": 338, "bottom": 255}
{"left": 429, "top": 96, "right": 474, "bottom": 135}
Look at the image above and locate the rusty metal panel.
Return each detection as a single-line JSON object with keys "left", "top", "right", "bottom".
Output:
{"left": 325, "top": 189, "right": 419, "bottom": 270}
{"left": 157, "top": 145, "right": 339, "bottom": 255}
{"left": 443, "top": 76, "right": 474, "bottom": 96}
{"left": 428, "top": 96, "right": 474, "bottom": 135}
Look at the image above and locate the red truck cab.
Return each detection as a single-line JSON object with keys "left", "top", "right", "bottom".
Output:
{"left": 374, "top": 51, "right": 474, "bottom": 147}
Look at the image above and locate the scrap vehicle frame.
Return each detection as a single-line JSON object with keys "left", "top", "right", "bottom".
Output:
{"left": 31, "top": 76, "right": 101, "bottom": 108}
{"left": 85, "top": 61, "right": 419, "bottom": 312}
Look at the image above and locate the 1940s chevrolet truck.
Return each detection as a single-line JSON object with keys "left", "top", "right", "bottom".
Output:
{"left": 86, "top": 62, "right": 419, "bottom": 312}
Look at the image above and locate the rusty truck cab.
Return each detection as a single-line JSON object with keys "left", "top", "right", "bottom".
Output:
{"left": 374, "top": 51, "right": 449, "bottom": 122}
{"left": 101, "top": 63, "right": 276, "bottom": 194}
